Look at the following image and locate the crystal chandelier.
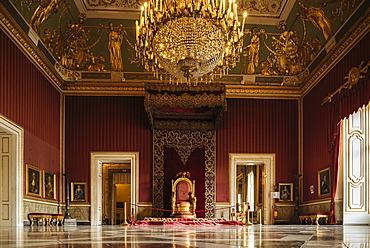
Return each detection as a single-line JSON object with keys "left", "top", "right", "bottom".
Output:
{"left": 135, "top": 0, "right": 247, "bottom": 82}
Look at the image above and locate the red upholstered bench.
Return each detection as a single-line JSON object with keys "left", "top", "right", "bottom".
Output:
{"left": 28, "top": 213, "right": 64, "bottom": 226}
{"left": 28, "top": 213, "right": 52, "bottom": 226}
{"left": 299, "top": 213, "right": 329, "bottom": 225}
{"left": 299, "top": 214, "right": 310, "bottom": 225}
{"left": 310, "top": 212, "right": 329, "bottom": 225}
{"left": 51, "top": 214, "right": 64, "bottom": 226}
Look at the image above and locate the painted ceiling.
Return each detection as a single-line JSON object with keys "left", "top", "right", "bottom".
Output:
{"left": 0, "top": 0, "right": 369, "bottom": 97}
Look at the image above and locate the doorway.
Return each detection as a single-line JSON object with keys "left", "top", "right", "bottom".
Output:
{"left": 90, "top": 152, "right": 139, "bottom": 226}
{"left": 0, "top": 115, "right": 23, "bottom": 226}
{"left": 229, "top": 153, "right": 276, "bottom": 225}
{"left": 236, "top": 163, "right": 264, "bottom": 223}
{"left": 102, "top": 164, "right": 131, "bottom": 225}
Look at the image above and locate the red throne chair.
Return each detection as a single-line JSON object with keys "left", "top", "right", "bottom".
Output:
{"left": 171, "top": 172, "right": 197, "bottom": 218}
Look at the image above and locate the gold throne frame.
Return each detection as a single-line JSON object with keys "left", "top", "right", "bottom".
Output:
{"left": 171, "top": 172, "right": 197, "bottom": 218}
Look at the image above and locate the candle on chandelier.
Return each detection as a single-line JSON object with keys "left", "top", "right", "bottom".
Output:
{"left": 135, "top": 20, "right": 139, "bottom": 42}
{"left": 242, "top": 11, "right": 247, "bottom": 32}
{"left": 144, "top": 2, "right": 148, "bottom": 22}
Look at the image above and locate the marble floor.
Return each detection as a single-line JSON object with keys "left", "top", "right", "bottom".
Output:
{"left": 0, "top": 224, "right": 369, "bottom": 248}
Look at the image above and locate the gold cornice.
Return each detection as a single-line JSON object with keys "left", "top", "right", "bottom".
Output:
{"left": 300, "top": 12, "right": 370, "bottom": 97}
{"left": 145, "top": 83, "right": 226, "bottom": 92}
{"left": 0, "top": 4, "right": 64, "bottom": 92}
{"left": 226, "top": 85, "right": 301, "bottom": 99}
{"left": 63, "top": 85, "right": 146, "bottom": 96}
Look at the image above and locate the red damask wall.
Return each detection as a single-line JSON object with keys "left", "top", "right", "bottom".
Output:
{"left": 303, "top": 32, "right": 370, "bottom": 202}
{"left": 0, "top": 30, "right": 61, "bottom": 198}
{"left": 216, "top": 98, "right": 299, "bottom": 202}
{"left": 64, "top": 96, "right": 152, "bottom": 202}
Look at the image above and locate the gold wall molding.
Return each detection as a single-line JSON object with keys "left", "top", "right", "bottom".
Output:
{"left": 226, "top": 85, "right": 301, "bottom": 99}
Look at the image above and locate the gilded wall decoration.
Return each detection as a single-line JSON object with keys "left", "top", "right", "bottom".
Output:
{"left": 153, "top": 129, "right": 216, "bottom": 218}
{"left": 238, "top": 0, "right": 286, "bottom": 17}
{"left": 108, "top": 22, "right": 124, "bottom": 71}
{"left": 298, "top": 2, "right": 333, "bottom": 41}
{"left": 84, "top": 0, "right": 140, "bottom": 9}
{"left": 30, "top": 0, "right": 62, "bottom": 35}
{"left": 242, "top": 28, "right": 262, "bottom": 75}
{"left": 322, "top": 60, "right": 370, "bottom": 105}
{"left": 25, "top": 2, "right": 129, "bottom": 73}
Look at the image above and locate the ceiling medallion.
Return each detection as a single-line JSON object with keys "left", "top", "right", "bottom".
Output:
{"left": 135, "top": 0, "right": 247, "bottom": 83}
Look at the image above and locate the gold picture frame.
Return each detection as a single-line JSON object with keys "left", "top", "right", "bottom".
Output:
{"left": 318, "top": 167, "right": 331, "bottom": 198}
{"left": 278, "top": 183, "right": 293, "bottom": 201}
{"left": 43, "top": 170, "right": 56, "bottom": 200}
{"left": 26, "top": 164, "right": 42, "bottom": 197}
{"left": 71, "top": 182, "right": 86, "bottom": 202}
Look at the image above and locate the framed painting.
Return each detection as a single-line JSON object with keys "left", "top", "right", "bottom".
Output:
{"left": 318, "top": 167, "right": 331, "bottom": 197}
{"left": 71, "top": 182, "right": 86, "bottom": 202}
{"left": 26, "top": 164, "right": 42, "bottom": 197}
{"left": 278, "top": 183, "right": 293, "bottom": 201}
{"left": 43, "top": 170, "right": 56, "bottom": 200}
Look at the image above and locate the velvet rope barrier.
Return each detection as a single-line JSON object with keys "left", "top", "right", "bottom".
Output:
{"left": 127, "top": 202, "right": 243, "bottom": 213}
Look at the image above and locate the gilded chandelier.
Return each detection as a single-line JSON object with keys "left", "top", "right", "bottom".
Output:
{"left": 135, "top": 0, "right": 247, "bottom": 82}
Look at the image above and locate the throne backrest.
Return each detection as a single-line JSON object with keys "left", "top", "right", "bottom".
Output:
{"left": 176, "top": 180, "right": 191, "bottom": 201}
{"left": 172, "top": 172, "right": 195, "bottom": 202}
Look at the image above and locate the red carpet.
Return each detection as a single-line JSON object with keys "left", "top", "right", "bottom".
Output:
{"left": 131, "top": 218, "right": 245, "bottom": 226}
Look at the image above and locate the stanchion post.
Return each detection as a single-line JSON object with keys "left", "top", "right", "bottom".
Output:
{"left": 246, "top": 202, "right": 252, "bottom": 225}
{"left": 231, "top": 207, "right": 235, "bottom": 221}
{"left": 258, "top": 209, "right": 262, "bottom": 225}
{"left": 120, "top": 202, "right": 130, "bottom": 226}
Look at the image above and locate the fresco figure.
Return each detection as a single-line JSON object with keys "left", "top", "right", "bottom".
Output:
{"left": 30, "top": 0, "right": 61, "bottom": 34}
{"left": 108, "top": 23, "right": 124, "bottom": 71}
{"left": 298, "top": 2, "right": 333, "bottom": 41}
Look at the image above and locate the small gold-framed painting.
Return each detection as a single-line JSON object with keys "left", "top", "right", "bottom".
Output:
{"left": 318, "top": 167, "right": 331, "bottom": 197}
{"left": 71, "top": 182, "right": 86, "bottom": 202}
{"left": 26, "top": 164, "right": 42, "bottom": 197}
{"left": 278, "top": 183, "right": 293, "bottom": 201}
{"left": 43, "top": 170, "right": 56, "bottom": 200}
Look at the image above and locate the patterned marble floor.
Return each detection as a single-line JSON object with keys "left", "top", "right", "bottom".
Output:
{"left": 0, "top": 224, "right": 369, "bottom": 247}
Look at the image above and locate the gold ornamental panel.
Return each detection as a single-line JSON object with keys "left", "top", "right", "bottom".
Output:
{"left": 153, "top": 129, "right": 216, "bottom": 218}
